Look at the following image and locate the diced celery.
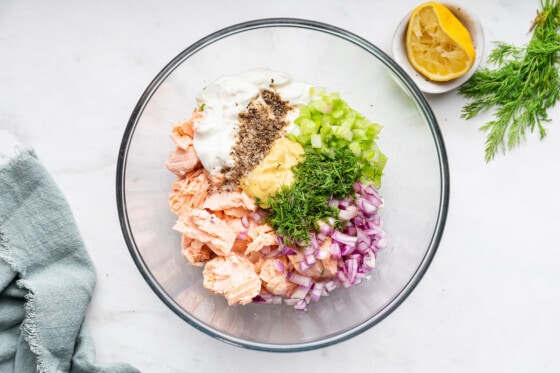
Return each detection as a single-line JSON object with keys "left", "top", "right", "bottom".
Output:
{"left": 286, "top": 133, "right": 299, "bottom": 142}
{"left": 310, "top": 134, "right": 322, "bottom": 148}
{"left": 353, "top": 117, "right": 367, "bottom": 129}
{"left": 331, "top": 109, "right": 345, "bottom": 119}
{"left": 365, "top": 123, "right": 382, "bottom": 137}
{"left": 332, "top": 126, "right": 353, "bottom": 141}
{"left": 291, "top": 86, "right": 387, "bottom": 187}
{"left": 320, "top": 125, "right": 332, "bottom": 137}
{"left": 349, "top": 142, "right": 361, "bottom": 157}
{"left": 361, "top": 165, "right": 383, "bottom": 187}
{"left": 298, "top": 106, "right": 311, "bottom": 118}
{"left": 299, "top": 135, "right": 311, "bottom": 146}
{"left": 299, "top": 118, "right": 317, "bottom": 135}
{"left": 321, "top": 116, "right": 333, "bottom": 128}
{"left": 359, "top": 139, "right": 373, "bottom": 150}
{"left": 310, "top": 99, "right": 333, "bottom": 114}
{"left": 341, "top": 117, "right": 354, "bottom": 128}
{"left": 373, "top": 151, "right": 388, "bottom": 169}
{"left": 352, "top": 128, "right": 365, "bottom": 138}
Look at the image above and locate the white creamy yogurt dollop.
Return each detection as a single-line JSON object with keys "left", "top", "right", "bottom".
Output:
{"left": 193, "top": 68, "right": 312, "bottom": 175}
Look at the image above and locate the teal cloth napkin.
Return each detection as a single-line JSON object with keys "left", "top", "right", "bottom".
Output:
{"left": 0, "top": 149, "right": 140, "bottom": 373}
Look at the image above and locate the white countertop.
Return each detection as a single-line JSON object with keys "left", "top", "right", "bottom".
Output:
{"left": 1, "top": 1, "right": 559, "bottom": 372}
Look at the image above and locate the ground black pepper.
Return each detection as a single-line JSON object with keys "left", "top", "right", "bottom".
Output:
{"left": 219, "top": 88, "right": 292, "bottom": 190}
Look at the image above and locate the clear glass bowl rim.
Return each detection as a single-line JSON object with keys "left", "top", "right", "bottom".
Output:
{"left": 116, "top": 17, "right": 450, "bottom": 352}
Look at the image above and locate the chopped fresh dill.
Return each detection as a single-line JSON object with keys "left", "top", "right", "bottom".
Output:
{"left": 261, "top": 147, "right": 361, "bottom": 245}
{"left": 459, "top": 0, "right": 560, "bottom": 162}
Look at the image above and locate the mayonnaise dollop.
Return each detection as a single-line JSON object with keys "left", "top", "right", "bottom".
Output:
{"left": 193, "top": 68, "right": 311, "bottom": 175}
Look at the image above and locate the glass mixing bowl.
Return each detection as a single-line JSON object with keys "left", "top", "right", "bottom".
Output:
{"left": 116, "top": 18, "right": 449, "bottom": 352}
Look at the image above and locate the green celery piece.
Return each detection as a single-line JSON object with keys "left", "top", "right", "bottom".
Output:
{"left": 310, "top": 134, "right": 322, "bottom": 148}
{"left": 332, "top": 126, "right": 353, "bottom": 141}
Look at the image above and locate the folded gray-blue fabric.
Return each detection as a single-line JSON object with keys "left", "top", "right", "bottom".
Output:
{"left": 0, "top": 149, "right": 139, "bottom": 373}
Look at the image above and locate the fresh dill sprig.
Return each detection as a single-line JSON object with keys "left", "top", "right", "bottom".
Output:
{"left": 262, "top": 147, "right": 361, "bottom": 245}
{"left": 459, "top": 0, "right": 560, "bottom": 162}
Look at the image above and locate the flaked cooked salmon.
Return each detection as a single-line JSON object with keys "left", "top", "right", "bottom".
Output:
{"left": 170, "top": 109, "right": 204, "bottom": 149}
{"left": 181, "top": 235, "right": 213, "bottom": 266}
{"left": 165, "top": 146, "right": 201, "bottom": 178}
{"left": 173, "top": 208, "right": 236, "bottom": 257}
{"left": 169, "top": 169, "right": 211, "bottom": 214}
{"left": 203, "top": 254, "right": 261, "bottom": 305}
{"left": 203, "top": 190, "right": 257, "bottom": 217}
{"left": 245, "top": 223, "right": 278, "bottom": 255}
{"left": 259, "top": 257, "right": 298, "bottom": 297}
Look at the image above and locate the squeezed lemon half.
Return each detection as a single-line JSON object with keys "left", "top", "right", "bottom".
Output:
{"left": 406, "top": 2, "right": 475, "bottom": 82}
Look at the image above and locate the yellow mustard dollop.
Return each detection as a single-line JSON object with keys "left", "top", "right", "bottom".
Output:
{"left": 241, "top": 137, "right": 304, "bottom": 204}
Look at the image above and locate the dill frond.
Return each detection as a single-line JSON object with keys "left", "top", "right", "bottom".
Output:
{"left": 459, "top": 0, "right": 560, "bottom": 162}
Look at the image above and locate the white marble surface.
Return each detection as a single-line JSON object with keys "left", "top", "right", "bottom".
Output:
{"left": 1, "top": 0, "right": 559, "bottom": 372}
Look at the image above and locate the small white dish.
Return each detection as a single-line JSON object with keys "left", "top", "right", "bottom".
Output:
{"left": 392, "top": 2, "right": 484, "bottom": 94}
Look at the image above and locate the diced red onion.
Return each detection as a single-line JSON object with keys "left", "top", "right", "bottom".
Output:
{"left": 330, "top": 242, "right": 341, "bottom": 259}
{"left": 315, "top": 245, "right": 329, "bottom": 260}
{"left": 345, "top": 257, "right": 358, "bottom": 284}
{"left": 362, "top": 185, "right": 383, "bottom": 207}
{"left": 353, "top": 181, "right": 362, "bottom": 193}
{"left": 336, "top": 270, "right": 348, "bottom": 283}
{"left": 356, "top": 241, "right": 369, "bottom": 254}
{"left": 352, "top": 215, "right": 365, "bottom": 228}
{"left": 338, "top": 199, "right": 350, "bottom": 210}
{"left": 283, "top": 298, "right": 300, "bottom": 306}
{"left": 264, "top": 247, "right": 280, "bottom": 258}
{"left": 290, "top": 285, "right": 310, "bottom": 299}
{"left": 357, "top": 230, "right": 372, "bottom": 245}
{"left": 331, "top": 230, "right": 357, "bottom": 246}
{"left": 345, "top": 225, "right": 357, "bottom": 236}
{"left": 305, "top": 254, "right": 316, "bottom": 266}
{"left": 347, "top": 253, "right": 362, "bottom": 260}
{"left": 281, "top": 247, "right": 297, "bottom": 256}
{"left": 340, "top": 244, "right": 355, "bottom": 256}
{"left": 300, "top": 261, "right": 312, "bottom": 272}
{"left": 357, "top": 196, "right": 377, "bottom": 215}
{"left": 324, "top": 280, "right": 337, "bottom": 293}
{"left": 310, "top": 282, "right": 325, "bottom": 302}
{"left": 338, "top": 209, "right": 351, "bottom": 221}
{"left": 303, "top": 245, "right": 315, "bottom": 256}
{"left": 316, "top": 232, "right": 328, "bottom": 242}
{"left": 363, "top": 250, "right": 376, "bottom": 270}
{"left": 253, "top": 293, "right": 282, "bottom": 304}
{"left": 274, "top": 260, "right": 284, "bottom": 273}
{"left": 250, "top": 209, "right": 265, "bottom": 223}
{"left": 336, "top": 270, "right": 352, "bottom": 289}
{"left": 294, "top": 299, "right": 308, "bottom": 310}
{"left": 286, "top": 272, "right": 313, "bottom": 288}
{"left": 237, "top": 230, "right": 248, "bottom": 240}
{"left": 241, "top": 215, "right": 249, "bottom": 228}
{"left": 318, "top": 221, "right": 334, "bottom": 236}
{"left": 363, "top": 226, "right": 382, "bottom": 236}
